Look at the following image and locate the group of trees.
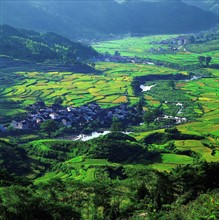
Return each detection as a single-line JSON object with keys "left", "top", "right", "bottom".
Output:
{"left": 40, "top": 120, "right": 59, "bottom": 138}
{"left": 1, "top": 25, "right": 98, "bottom": 64}
{"left": 0, "top": 160, "right": 218, "bottom": 220}
{"left": 198, "top": 56, "right": 212, "bottom": 67}
{"left": 187, "top": 28, "right": 219, "bottom": 44}
{"left": 1, "top": 128, "right": 219, "bottom": 220}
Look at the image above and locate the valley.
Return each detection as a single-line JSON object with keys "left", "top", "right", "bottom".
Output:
{"left": 1, "top": 29, "right": 219, "bottom": 166}
{"left": 0, "top": 24, "right": 219, "bottom": 219}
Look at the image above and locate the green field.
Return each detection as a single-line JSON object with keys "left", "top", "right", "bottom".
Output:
{"left": 0, "top": 62, "right": 183, "bottom": 115}
{"left": 1, "top": 34, "right": 219, "bottom": 171}
{"left": 2, "top": 35, "right": 218, "bottom": 117}
{"left": 175, "top": 140, "right": 219, "bottom": 162}
{"left": 35, "top": 155, "right": 118, "bottom": 183}
{"left": 94, "top": 36, "right": 219, "bottom": 66}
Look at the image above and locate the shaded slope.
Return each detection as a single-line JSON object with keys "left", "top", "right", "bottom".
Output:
{"left": 1, "top": 0, "right": 217, "bottom": 39}
{"left": 0, "top": 25, "right": 98, "bottom": 62}
{"left": 182, "top": 0, "right": 218, "bottom": 15}
{"left": 0, "top": 140, "right": 30, "bottom": 175}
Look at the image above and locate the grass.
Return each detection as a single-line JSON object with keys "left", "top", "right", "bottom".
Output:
{"left": 175, "top": 140, "right": 219, "bottom": 162}
{"left": 148, "top": 163, "right": 182, "bottom": 172}
{"left": 147, "top": 153, "right": 194, "bottom": 172}
{"left": 27, "top": 139, "right": 74, "bottom": 152}
{"left": 185, "top": 39, "right": 219, "bottom": 53}
{"left": 131, "top": 129, "right": 165, "bottom": 141}
{"left": 160, "top": 153, "right": 193, "bottom": 164}
{"left": 64, "top": 157, "right": 117, "bottom": 169}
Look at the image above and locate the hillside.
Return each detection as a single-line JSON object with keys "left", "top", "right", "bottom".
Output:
{"left": 0, "top": 133, "right": 219, "bottom": 219}
{"left": 1, "top": 0, "right": 217, "bottom": 39}
{"left": 182, "top": 0, "right": 218, "bottom": 15}
{"left": 0, "top": 140, "right": 30, "bottom": 175}
{"left": 0, "top": 25, "right": 98, "bottom": 63}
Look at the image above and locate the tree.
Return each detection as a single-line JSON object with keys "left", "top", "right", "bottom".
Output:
{"left": 93, "top": 183, "right": 111, "bottom": 219}
{"left": 144, "top": 107, "right": 163, "bottom": 125}
{"left": 91, "top": 63, "right": 96, "bottom": 68}
{"left": 167, "top": 80, "right": 175, "bottom": 90}
{"left": 131, "top": 79, "right": 141, "bottom": 95}
{"left": 198, "top": 56, "right": 206, "bottom": 66}
{"left": 136, "top": 183, "right": 149, "bottom": 201}
{"left": 188, "top": 35, "right": 195, "bottom": 44}
{"left": 54, "top": 97, "right": 63, "bottom": 105}
{"left": 114, "top": 50, "right": 120, "bottom": 56}
{"left": 144, "top": 111, "right": 155, "bottom": 124}
{"left": 211, "top": 149, "right": 216, "bottom": 156}
{"left": 206, "top": 56, "right": 212, "bottom": 67}
{"left": 40, "top": 120, "right": 59, "bottom": 137}
{"left": 110, "top": 117, "right": 122, "bottom": 132}
{"left": 136, "top": 100, "right": 143, "bottom": 115}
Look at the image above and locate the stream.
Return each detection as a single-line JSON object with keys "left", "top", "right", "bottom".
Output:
{"left": 60, "top": 75, "right": 199, "bottom": 142}
{"left": 73, "top": 131, "right": 111, "bottom": 141}
{"left": 140, "top": 84, "right": 156, "bottom": 92}
{"left": 60, "top": 131, "right": 133, "bottom": 142}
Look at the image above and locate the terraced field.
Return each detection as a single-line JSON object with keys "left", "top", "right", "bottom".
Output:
{"left": 2, "top": 35, "right": 218, "bottom": 116}
{"left": 148, "top": 153, "right": 194, "bottom": 171}
{"left": 176, "top": 69, "right": 219, "bottom": 137}
{"left": 130, "top": 68, "right": 219, "bottom": 169}
{"left": 35, "top": 155, "right": 118, "bottom": 183}
{"left": 1, "top": 34, "right": 218, "bottom": 172}
{"left": 175, "top": 140, "right": 219, "bottom": 162}
{"left": 0, "top": 62, "right": 181, "bottom": 115}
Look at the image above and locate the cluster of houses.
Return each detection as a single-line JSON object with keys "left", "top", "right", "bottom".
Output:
{"left": 151, "top": 36, "right": 187, "bottom": 46}
{"left": 10, "top": 102, "right": 139, "bottom": 131}
{"left": 9, "top": 100, "right": 188, "bottom": 132}
{"left": 155, "top": 115, "right": 187, "bottom": 125}
{"left": 148, "top": 36, "right": 188, "bottom": 54}
{"left": 148, "top": 47, "right": 181, "bottom": 53}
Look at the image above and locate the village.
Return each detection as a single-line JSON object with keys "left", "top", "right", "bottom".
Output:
{"left": 8, "top": 99, "right": 188, "bottom": 134}
{"left": 10, "top": 102, "right": 140, "bottom": 131}
{"left": 151, "top": 35, "right": 187, "bottom": 46}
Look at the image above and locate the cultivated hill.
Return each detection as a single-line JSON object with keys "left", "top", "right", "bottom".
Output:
{"left": 1, "top": 0, "right": 217, "bottom": 39}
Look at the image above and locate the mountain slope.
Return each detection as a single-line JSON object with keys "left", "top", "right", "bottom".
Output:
{"left": 0, "top": 140, "right": 30, "bottom": 175}
{"left": 1, "top": 0, "right": 217, "bottom": 39}
{"left": 182, "top": 0, "right": 218, "bottom": 15}
{"left": 0, "top": 25, "right": 98, "bottom": 63}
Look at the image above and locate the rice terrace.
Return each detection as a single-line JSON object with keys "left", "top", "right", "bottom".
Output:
{"left": 0, "top": 1, "right": 219, "bottom": 219}
{"left": 0, "top": 62, "right": 181, "bottom": 114}
{"left": 1, "top": 32, "right": 219, "bottom": 166}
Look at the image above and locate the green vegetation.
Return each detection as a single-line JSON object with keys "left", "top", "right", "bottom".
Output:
{"left": 0, "top": 62, "right": 182, "bottom": 115}
{"left": 1, "top": 28, "right": 219, "bottom": 219}
{"left": 40, "top": 120, "right": 59, "bottom": 138}
{"left": 0, "top": 25, "right": 98, "bottom": 63}
{"left": 0, "top": 140, "right": 30, "bottom": 175}
{"left": 0, "top": 134, "right": 219, "bottom": 219}
{"left": 94, "top": 34, "right": 219, "bottom": 67}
